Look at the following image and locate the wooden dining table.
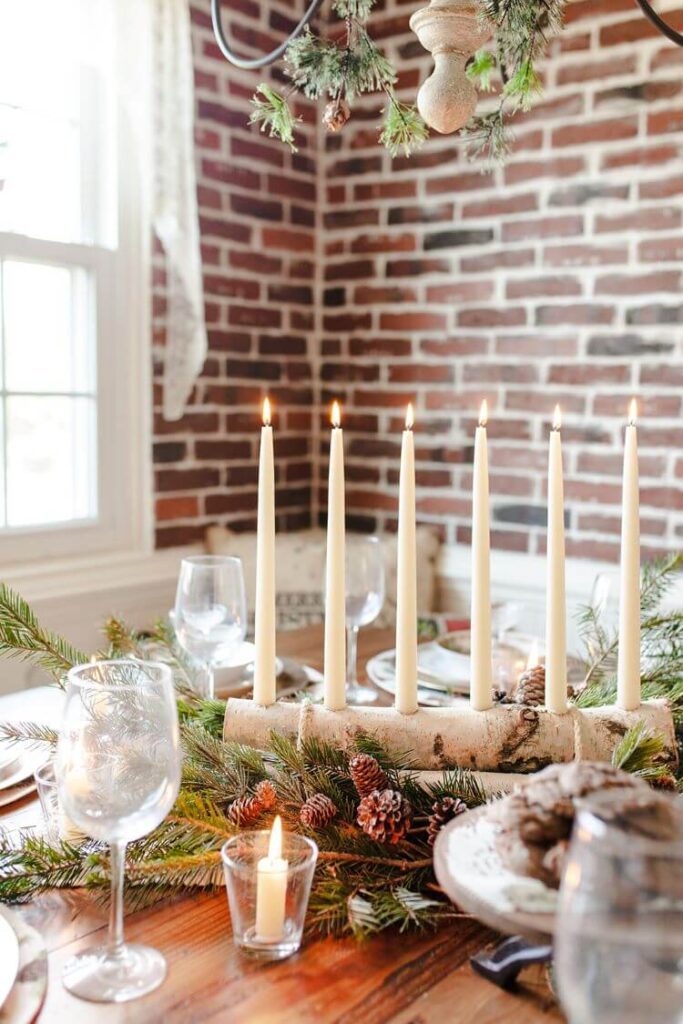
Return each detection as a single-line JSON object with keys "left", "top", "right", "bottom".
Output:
{"left": 0, "top": 625, "right": 563, "bottom": 1023}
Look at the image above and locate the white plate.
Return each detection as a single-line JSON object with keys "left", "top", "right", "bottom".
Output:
{"left": 0, "top": 911, "right": 20, "bottom": 1009}
{"left": 0, "top": 779, "right": 36, "bottom": 809}
{"left": 366, "top": 645, "right": 471, "bottom": 706}
{"left": 433, "top": 804, "right": 556, "bottom": 942}
{"left": 0, "top": 750, "right": 45, "bottom": 793}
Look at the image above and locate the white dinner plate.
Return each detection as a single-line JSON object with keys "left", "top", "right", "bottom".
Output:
{"left": 0, "top": 911, "right": 20, "bottom": 1009}
{"left": 0, "top": 779, "right": 37, "bottom": 809}
{"left": 0, "top": 750, "right": 45, "bottom": 793}
{"left": 433, "top": 804, "right": 556, "bottom": 942}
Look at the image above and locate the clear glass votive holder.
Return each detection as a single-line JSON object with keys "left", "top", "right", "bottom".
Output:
{"left": 34, "top": 760, "right": 84, "bottom": 845}
{"left": 221, "top": 830, "right": 318, "bottom": 961}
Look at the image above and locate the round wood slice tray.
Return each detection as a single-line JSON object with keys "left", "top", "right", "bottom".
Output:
{"left": 433, "top": 804, "right": 557, "bottom": 943}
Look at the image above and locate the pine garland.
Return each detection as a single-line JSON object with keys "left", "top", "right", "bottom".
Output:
{"left": 250, "top": 0, "right": 427, "bottom": 157}
{"left": 249, "top": 0, "right": 566, "bottom": 162}
{"left": 462, "top": 0, "right": 567, "bottom": 162}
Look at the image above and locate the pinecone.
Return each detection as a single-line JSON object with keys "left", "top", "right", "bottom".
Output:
{"left": 228, "top": 795, "right": 263, "bottom": 827}
{"left": 322, "top": 98, "right": 350, "bottom": 132}
{"left": 349, "top": 753, "right": 389, "bottom": 797}
{"left": 515, "top": 663, "right": 546, "bottom": 706}
{"left": 427, "top": 796, "right": 467, "bottom": 846}
{"left": 300, "top": 793, "right": 337, "bottom": 829}
{"left": 357, "top": 788, "right": 412, "bottom": 845}
{"left": 255, "top": 779, "right": 277, "bottom": 810}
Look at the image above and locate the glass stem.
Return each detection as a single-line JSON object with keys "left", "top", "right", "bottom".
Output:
{"left": 346, "top": 625, "right": 359, "bottom": 688}
{"left": 206, "top": 663, "right": 215, "bottom": 700}
{"left": 108, "top": 840, "right": 126, "bottom": 957}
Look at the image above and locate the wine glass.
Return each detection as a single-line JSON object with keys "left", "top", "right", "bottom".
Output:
{"left": 173, "top": 555, "right": 248, "bottom": 699}
{"left": 345, "top": 535, "right": 385, "bottom": 704}
{"left": 56, "top": 660, "right": 181, "bottom": 1003}
{"left": 555, "top": 790, "right": 683, "bottom": 1024}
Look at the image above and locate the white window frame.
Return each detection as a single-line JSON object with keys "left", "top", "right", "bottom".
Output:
{"left": 0, "top": 14, "right": 152, "bottom": 569}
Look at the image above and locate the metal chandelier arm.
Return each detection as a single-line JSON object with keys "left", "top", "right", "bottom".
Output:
{"left": 634, "top": 0, "right": 683, "bottom": 46}
{"left": 211, "top": 0, "right": 326, "bottom": 69}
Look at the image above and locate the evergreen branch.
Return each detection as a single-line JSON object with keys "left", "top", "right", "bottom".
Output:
{"left": 462, "top": 110, "right": 512, "bottom": 165}
{"left": 0, "top": 720, "right": 59, "bottom": 748}
{"left": 0, "top": 583, "right": 88, "bottom": 684}
{"left": 466, "top": 48, "right": 497, "bottom": 92}
{"left": 249, "top": 84, "right": 300, "bottom": 151}
{"left": 611, "top": 723, "right": 671, "bottom": 782}
{"left": 379, "top": 97, "right": 429, "bottom": 158}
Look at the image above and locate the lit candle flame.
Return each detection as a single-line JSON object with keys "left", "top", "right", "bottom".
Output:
{"left": 526, "top": 639, "right": 539, "bottom": 671}
{"left": 479, "top": 399, "right": 488, "bottom": 428}
{"left": 553, "top": 404, "right": 562, "bottom": 431}
{"left": 628, "top": 398, "right": 637, "bottom": 426}
{"left": 405, "top": 403, "right": 414, "bottom": 430}
{"left": 268, "top": 815, "right": 283, "bottom": 860}
{"left": 331, "top": 400, "right": 341, "bottom": 428}
{"left": 262, "top": 397, "right": 271, "bottom": 427}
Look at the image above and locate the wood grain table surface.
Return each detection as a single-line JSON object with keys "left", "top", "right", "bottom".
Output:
{"left": 0, "top": 626, "right": 563, "bottom": 1024}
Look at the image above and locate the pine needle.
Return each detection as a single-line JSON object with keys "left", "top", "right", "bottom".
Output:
{"left": 611, "top": 724, "right": 671, "bottom": 782}
{"left": 249, "top": 84, "right": 300, "bottom": 151}
{"left": 0, "top": 583, "right": 88, "bottom": 684}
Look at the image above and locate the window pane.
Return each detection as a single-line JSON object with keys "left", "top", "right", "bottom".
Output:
{"left": 0, "top": 0, "right": 117, "bottom": 246}
{"left": 5, "top": 396, "right": 96, "bottom": 527}
{"left": 3, "top": 260, "right": 94, "bottom": 394}
{"left": 0, "top": 107, "right": 82, "bottom": 244}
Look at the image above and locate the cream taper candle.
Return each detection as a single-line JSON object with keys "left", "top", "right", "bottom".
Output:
{"left": 395, "top": 403, "right": 418, "bottom": 715}
{"left": 617, "top": 399, "right": 641, "bottom": 710}
{"left": 253, "top": 398, "right": 276, "bottom": 706}
{"left": 470, "top": 400, "right": 493, "bottom": 710}
{"left": 324, "top": 401, "right": 346, "bottom": 711}
{"left": 545, "top": 405, "right": 568, "bottom": 714}
{"left": 255, "top": 815, "right": 288, "bottom": 942}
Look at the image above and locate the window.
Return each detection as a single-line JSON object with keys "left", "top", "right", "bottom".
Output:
{"left": 0, "top": 0, "right": 149, "bottom": 563}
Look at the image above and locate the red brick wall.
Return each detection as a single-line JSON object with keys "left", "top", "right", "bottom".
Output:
{"left": 320, "top": 0, "right": 683, "bottom": 562}
{"left": 152, "top": 0, "right": 320, "bottom": 549}
{"left": 153, "top": 0, "right": 683, "bottom": 564}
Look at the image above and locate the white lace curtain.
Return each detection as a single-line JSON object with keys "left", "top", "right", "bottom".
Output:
{"left": 152, "top": 0, "right": 207, "bottom": 421}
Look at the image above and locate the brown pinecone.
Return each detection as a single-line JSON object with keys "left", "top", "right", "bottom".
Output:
{"left": 300, "top": 793, "right": 337, "bottom": 829}
{"left": 255, "top": 779, "right": 277, "bottom": 810}
{"left": 427, "top": 796, "right": 467, "bottom": 846}
{"left": 349, "top": 753, "right": 389, "bottom": 797}
{"left": 322, "top": 98, "right": 350, "bottom": 132}
{"left": 228, "top": 795, "right": 263, "bottom": 827}
{"left": 515, "top": 663, "right": 546, "bottom": 706}
{"left": 357, "top": 788, "right": 412, "bottom": 845}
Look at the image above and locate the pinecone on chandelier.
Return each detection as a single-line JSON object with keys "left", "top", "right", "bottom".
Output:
{"left": 322, "top": 97, "right": 350, "bottom": 133}
{"left": 228, "top": 794, "right": 263, "bottom": 827}
{"left": 349, "top": 753, "right": 389, "bottom": 797}
{"left": 427, "top": 796, "right": 467, "bottom": 846}
{"left": 300, "top": 793, "right": 338, "bottom": 829}
{"left": 357, "top": 788, "right": 412, "bottom": 845}
{"left": 515, "top": 663, "right": 546, "bottom": 706}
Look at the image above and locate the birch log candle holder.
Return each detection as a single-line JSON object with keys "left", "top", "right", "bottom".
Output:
{"left": 223, "top": 698, "right": 678, "bottom": 776}
{"left": 410, "top": 0, "right": 492, "bottom": 134}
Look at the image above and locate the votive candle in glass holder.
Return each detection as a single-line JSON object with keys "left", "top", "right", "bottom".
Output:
{"left": 221, "top": 817, "right": 317, "bottom": 961}
{"left": 34, "top": 760, "right": 85, "bottom": 845}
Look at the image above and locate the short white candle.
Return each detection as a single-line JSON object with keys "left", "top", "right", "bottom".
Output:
{"left": 617, "top": 399, "right": 641, "bottom": 710}
{"left": 324, "top": 402, "right": 346, "bottom": 711}
{"left": 253, "top": 398, "right": 276, "bottom": 707}
{"left": 545, "top": 405, "right": 568, "bottom": 714}
{"left": 470, "top": 400, "right": 493, "bottom": 711}
{"left": 255, "top": 815, "right": 288, "bottom": 942}
{"left": 395, "top": 403, "right": 418, "bottom": 715}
